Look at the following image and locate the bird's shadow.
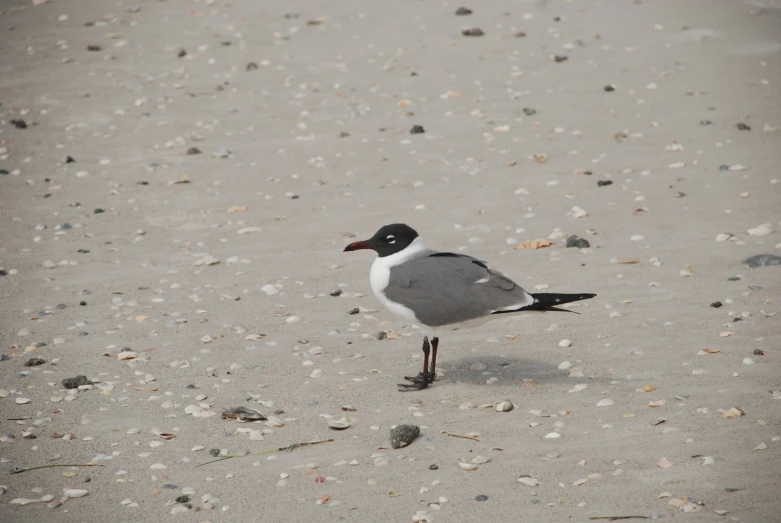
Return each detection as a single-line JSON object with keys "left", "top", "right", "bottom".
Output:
{"left": 438, "top": 355, "right": 584, "bottom": 387}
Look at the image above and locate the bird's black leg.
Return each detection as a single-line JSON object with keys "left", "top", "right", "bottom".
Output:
{"left": 429, "top": 337, "right": 438, "bottom": 381}
{"left": 399, "top": 336, "right": 431, "bottom": 391}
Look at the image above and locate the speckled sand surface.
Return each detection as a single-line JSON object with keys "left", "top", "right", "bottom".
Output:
{"left": 1, "top": 0, "right": 780, "bottom": 522}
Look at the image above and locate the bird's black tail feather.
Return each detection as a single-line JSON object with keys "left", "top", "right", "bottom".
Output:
{"left": 493, "top": 293, "right": 596, "bottom": 315}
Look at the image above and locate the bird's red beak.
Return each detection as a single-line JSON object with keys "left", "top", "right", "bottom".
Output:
{"left": 344, "top": 240, "right": 375, "bottom": 252}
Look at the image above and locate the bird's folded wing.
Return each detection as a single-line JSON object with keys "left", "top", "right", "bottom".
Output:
{"left": 384, "top": 253, "right": 533, "bottom": 327}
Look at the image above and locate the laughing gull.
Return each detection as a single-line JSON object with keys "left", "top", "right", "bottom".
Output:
{"left": 344, "top": 223, "right": 596, "bottom": 391}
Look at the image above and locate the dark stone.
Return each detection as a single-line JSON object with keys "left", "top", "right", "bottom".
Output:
{"left": 377, "top": 331, "right": 388, "bottom": 340}
{"left": 674, "top": 191, "right": 686, "bottom": 198}
{"left": 78, "top": 331, "right": 89, "bottom": 336}
{"left": 461, "top": 27, "right": 484, "bottom": 37}
{"left": 177, "top": 49, "right": 187, "bottom": 58}
{"left": 455, "top": 7, "right": 473, "bottom": 15}
{"left": 186, "top": 147, "right": 201, "bottom": 155}
{"left": 66, "top": 156, "right": 76, "bottom": 163}
{"left": 554, "top": 55, "right": 568, "bottom": 62}
{"left": 410, "top": 125, "right": 425, "bottom": 134}
{"left": 476, "top": 495, "right": 489, "bottom": 501}
{"left": 162, "top": 484, "right": 178, "bottom": 489}
{"left": 0, "top": 355, "right": 10, "bottom": 361}
{"left": 390, "top": 424, "right": 420, "bottom": 449}
{"left": 0, "top": 270, "right": 7, "bottom": 276}
{"left": 82, "top": 477, "right": 91, "bottom": 483}
{"left": 743, "top": 254, "right": 781, "bottom": 268}
{"left": 566, "top": 235, "right": 590, "bottom": 248}
{"left": 597, "top": 179, "right": 613, "bottom": 187}
{"left": 700, "top": 120, "right": 712, "bottom": 125}
{"left": 273, "top": 409, "right": 285, "bottom": 415}
{"left": 24, "top": 357, "right": 46, "bottom": 367}
{"left": 94, "top": 208, "right": 105, "bottom": 214}
{"left": 62, "top": 375, "right": 91, "bottom": 389}
{"left": 429, "top": 464, "right": 438, "bottom": 470}
{"left": 209, "top": 449, "right": 220, "bottom": 457}
{"left": 87, "top": 45, "right": 102, "bottom": 51}
{"left": 514, "top": 31, "right": 526, "bottom": 38}
{"left": 710, "top": 301, "right": 722, "bottom": 308}
{"left": 175, "top": 495, "right": 190, "bottom": 503}
{"left": 348, "top": 307, "right": 360, "bottom": 315}
{"left": 79, "top": 301, "right": 87, "bottom": 306}
{"left": 10, "top": 119, "right": 28, "bottom": 129}
{"left": 735, "top": 122, "right": 751, "bottom": 131}
{"left": 719, "top": 165, "right": 730, "bottom": 171}
{"left": 0, "top": 169, "right": 9, "bottom": 175}
{"left": 330, "top": 289, "right": 342, "bottom": 297}
{"left": 57, "top": 303, "right": 67, "bottom": 309}
{"left": 61, "top": 223, "right": 73, "bottom": 230}
{"left": 604, "top": 85, "right": 615, "bottom": 92}
{"left": 246, "top": 62, "right": 259, "bottom": 71}
{"left": 727, "top": 276, "right": 740, "bottom": 281}
{"left": 522, "top": 108, "right": 536, "bottom": 116}
{"left": 753, "top": 349, "right": 765, "bottom": 356}
{"left": 77, "top": 249, "right": 90, "bottom": 253}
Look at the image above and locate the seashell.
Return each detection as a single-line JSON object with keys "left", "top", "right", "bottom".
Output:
{"left": 722, "top": 407, "right": 744, "bottom": 418}
{"left": 596, "top": 399, "right": 614, "bottom": 407}
{"left": 63, "top": 488, "right": 89, "bottom": 498}
{"left": 495, "top": 400, "right": 514, "bottom": 412}
{"left": 11, "top": 498, "right": 41, "bottom": 505}
{"left": 573, "top": 478, "right": 589, "bottom": 486}
{"left": 328, "top": 419, "right": 351, "bottom": 430}
{"left": 518, "top": 476, "right": 539, "bottom": 487}
{"left": 458, "top": 462, "right": 478, "bottom": 471}
{"left": 471, "top": 456, "right": 490, "bottom": 465}
{"left": 117, "top": 350, "right": 137, "bottom": 361}
{"left": 669, "top": 496, "right": 700, "bottom": 512}
{"left": 221, "top": 406, "right": 266, "bottom": 422}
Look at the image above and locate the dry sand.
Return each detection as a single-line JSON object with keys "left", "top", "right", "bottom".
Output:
{"left": 1, "top": 0, "right": 780, "bottom": 521}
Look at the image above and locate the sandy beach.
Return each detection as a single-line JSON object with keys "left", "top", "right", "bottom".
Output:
{"left": 1, "top": 0, "right": 780, "bottom": 521}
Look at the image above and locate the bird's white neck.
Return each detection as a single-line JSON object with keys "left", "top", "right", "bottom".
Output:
{"left": 369, "top": 236, "right": 428, "bottom": 294}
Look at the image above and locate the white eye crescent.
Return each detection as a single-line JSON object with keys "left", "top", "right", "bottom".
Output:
{"left": 386, "top": 234, "right": 395, "bottom": 244}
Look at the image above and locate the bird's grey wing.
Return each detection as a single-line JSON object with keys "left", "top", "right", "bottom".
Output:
{"left": 384, "top": 253, "right": 533, "bottom": 327}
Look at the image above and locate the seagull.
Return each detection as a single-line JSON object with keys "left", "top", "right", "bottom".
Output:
{"left": 344, "top": 223, "right": 596, "bottom": 391}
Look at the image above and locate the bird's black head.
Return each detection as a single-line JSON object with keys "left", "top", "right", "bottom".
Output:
{"left": 343, "top": 223, "right": 419, "bottom": 257}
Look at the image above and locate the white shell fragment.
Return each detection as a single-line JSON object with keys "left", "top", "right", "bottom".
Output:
{"left": 518, "top": 477, "right": 539, "bottom": 487}
{"left": 495, "top": 400, "right": 514, "bottom": 412}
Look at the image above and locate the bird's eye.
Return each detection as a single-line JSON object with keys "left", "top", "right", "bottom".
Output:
{"left": 386, "top": 234, "right": 395, "bottom": 244}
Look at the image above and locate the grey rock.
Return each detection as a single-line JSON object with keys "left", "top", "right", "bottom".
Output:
{"left": 566, "top": 235, "right": 590, "bottom": 248}
{"left": 62, "top": 375, "right": 91, "bottom": 389}
{"left": 743, "top": 254, "right": 781, "bottom": 268}
{"left": 390, "top": 424, "right": 420, "bottom": 449}
{"left": 24, "top": 357, "right": 46, "bottom": 367}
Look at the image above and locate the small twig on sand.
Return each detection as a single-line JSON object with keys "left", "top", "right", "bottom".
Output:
{"left": 589, "top": 517, "right": 649, "bottom": 521}
{"left": 10, "top": 464, "right": 103, "bottom": 475}
{"left": 196, "top": 439, "right": 335, "bottom": 468}
{"left": 440, "top": 431, "right": 480, "bottom": 442}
